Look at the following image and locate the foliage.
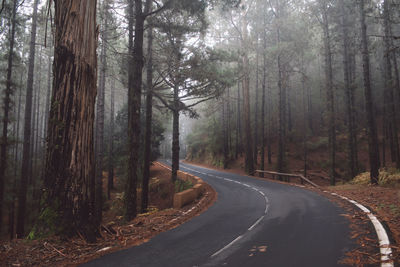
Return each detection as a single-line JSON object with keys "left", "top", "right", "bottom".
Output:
{"left": 351, "top": 169, "right": 400, "bottom": 187}
{"left": 174, "top": 179, "right": 193, "bottom": 193}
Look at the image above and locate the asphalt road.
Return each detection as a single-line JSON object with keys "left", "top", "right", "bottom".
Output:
{"left": 83, "top": 161, "right": 354, "bottom": 267}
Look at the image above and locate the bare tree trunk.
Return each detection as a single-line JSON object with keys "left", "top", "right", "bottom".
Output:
{"left": 340, "top": 0, "right": 357, "bottom": 179}
{"left": 383, "top": 0, "right": 400, "bottom": 168}
{"left": 235, "top": 80, "right": 241, "bottom": 159}
{"left": 40, "top": 0, "right": 98, "bottom": 241}
{"left": 94, "top": 0, "right": 109, "bottom": 224}
{"left": 142, "top": 24, "right": 153, "bottom": 213}
{"left": 260, "top": 35, "right": 266, "bottom": 178}
{"left": 171, "top": 84, "right": 180, "bottom": 182}
{"left": 227, "top": 88, "right": 232, "bottom": 158}
{"left": 0, "top": 0, "right": 17, "bottom": 235}
{"left": 107, "top": 77, "right": 115, "bottom": 199}
{"left": 125, "top": 0, "right": 151, "bottom": 221}
{"left": 253, "top": 42, "right": 259, "bottom": 166}
{"left": 16, "top": 0, "right": 39, "bottom": 238}
{"left": 10, "top": 69, "right": 23, "bottom": 239}
{"left": 241, "top": 16, "right": 254, "bottom": 174}
{"left": 222, "top": 97, "right": 228, "bottom": 168}
{"left": 321, "top": 3, "right": 336, "bottom": 185}
{"left": 359, "top": 0, "right": 380, "bottom": 184}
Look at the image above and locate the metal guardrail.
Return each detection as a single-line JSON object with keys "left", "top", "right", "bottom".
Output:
{"left": 254, "top": 170, "right": 320, "bottom": 188}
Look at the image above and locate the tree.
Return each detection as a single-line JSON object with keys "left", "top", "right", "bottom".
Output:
{"left": 359, "top": 0, "right": 380, "bottom": 184}
{"left": 382, "top": 0, "right": 400, "bottom": 169}
{"left": 39, "top": 0, "right": 98, "bottom": 241}
{"left": 94, "top": 0, "right": 109, "bottom": 225}
{"left": 240, "top": 6, "right": 254, "bottom": 174}
{"left": 16, "top": 0, "right": 39, "bottom": 238}
{"left": 320, "top": 0, "right": 336, "bottom": 185}
{"left": 141, "top": 23, "right": 153, "bottom": 213}
{"left": 0, "top": 0, "right": 17, "bottom": 235}
{"left": 340, "top": 0, "right": 358, "bottom": 179}
{"left": 153, "top": 3, "right": 231, "bottom": 181}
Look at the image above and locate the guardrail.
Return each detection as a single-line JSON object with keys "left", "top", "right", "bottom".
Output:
{"left": 254, "top": 170, "right": 320, "bottom": 188}
{"left": 154, "top": 162, "right": 205, "bottom": 208}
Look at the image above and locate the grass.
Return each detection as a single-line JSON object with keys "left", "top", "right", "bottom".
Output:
{"left": 174, "top": 179, "right": 193, "bottom": 193}
{"left": 350, "top": 168, "right": 400, "bottom": 187}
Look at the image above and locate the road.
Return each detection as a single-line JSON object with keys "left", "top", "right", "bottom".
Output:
{"left": 83, "top": 161, "right": 355, "bottom": 267}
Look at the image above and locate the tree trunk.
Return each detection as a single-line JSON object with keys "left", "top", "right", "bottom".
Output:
{"left": 340, "top": 0, "right": 357, "bottom": 179}
{"left": 125, "top": 0, "right": 151, "bottom": 221}
{"left": 253, "top": 42, "right": 259, "bottom": 166}
{"left": 40, "top": 0, "right": 98, "bottom": 241}
{"left": 95, "top": 0, "right": 109, "bottom": 224}
{"left": 383, "top": 0, "right": 400, "bottom": 169}
{"left": 359, "top": 0, "right": 380, "bottom": 184}
{"left": 241, "top": 16, "right": 254, "bottom": 174}
{"left": 0, "top": 0, "right": 17, "bottom": 235}
{"left": 142, "top": 24, "right": 153, "bottom": 213}
{"left": 321, "top": 4, "right": 336, "bottom": 185}
{"left": 171, "top": 83, "right": 180, "bottom": 182}
{"left": 235, "top": 80, "right": 241, "bottom": 159}
{"left": 16, "top": 0, "right": 39, "bottom": 238}
{"left": 107, "top": 77, "right": 115, "bottom": 199}
{"left": 44, "top": 52, "right": 52, "bottom": 141}
{"left": 260, "top": 35, "right": 266, "bottom": 178}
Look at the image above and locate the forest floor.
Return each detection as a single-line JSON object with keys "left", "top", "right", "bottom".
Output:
{"left": 0, "top": 163, "right": 217, "bottom": 266}
{"left": 184, "top": 159, "right": 400, "bottom": 266}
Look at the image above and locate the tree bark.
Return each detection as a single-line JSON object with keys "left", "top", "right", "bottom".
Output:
{"left": 321, "top": 3, "right": 336, "bottom": 185}
{"left": 241, "top": 16, "right": 254, "bottom": 174}
{"left": 260, "top": 34, "right": 267, "bottom": 178}
{"left": 40, "top": 0, "right": 98, "bottom": 241}
{"left": 0, "top": 0, "right": 17, "bottom": 235}
{"left": 235, "top": 80, "right": 241, "bottom": 159}
{"left": 359, "top": 0, "right": 380, "bottom": 184}
{"left": 142, "top": 24, "right": 153, "bottom": 213}
{"left": 107, "top": 77, "right": 115, "bottom": 199}
{"left": 95, "top": 0, "right": 109, "bottom": 224}
{"left": 383, "top": 0, "right": 400, "bottom": 168}
{"left": 253, "top": 41, "right": 259, "bottom": 166}
{"left": 341, "top": 0, "right": 358, "bottom": 179}
{"left": 125, "top": 0, "right": 151, "bottom": 221}
{"left": 16, "top": 0, "right": 39, "bottom": 238}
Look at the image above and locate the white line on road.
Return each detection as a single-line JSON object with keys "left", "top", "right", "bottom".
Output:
{"left": 330, "top": 192, "right": 393, "bottom": 267}
{"left": 248, "top": 215, "right": 265, "bottom": 231}
{"left": 211, "top": 235, "right": 243, "bottom": 258}
{"left": 179, "top": 163, "right": 270, "bottom": 259}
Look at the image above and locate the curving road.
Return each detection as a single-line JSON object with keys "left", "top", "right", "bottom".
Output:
{"left": 83, "top": 161, "right": 355, "bottom": 267}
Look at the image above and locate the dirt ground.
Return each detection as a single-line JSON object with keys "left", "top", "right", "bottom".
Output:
{"left": 0, "top": 163, "right": 217, "bottom": 267}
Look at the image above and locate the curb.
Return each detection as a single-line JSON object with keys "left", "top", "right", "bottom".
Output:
{"left": 324, "top": 191, "right": 394, "bottom": 267}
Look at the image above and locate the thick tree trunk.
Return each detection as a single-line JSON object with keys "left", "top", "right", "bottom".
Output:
{"left": 40, "top": 0, "right": 98, "bottom": 241}
{"left": 16, "top": 0, "right": 39, "bottom": 238}
{"left": 359, "top": 0, "right": 380, "bottom": 184}
{"left": 142, "top": 24, "right": 153, "bottom": 213}
{"left": 0, "top": 0, "right": 17, "bottom": 235}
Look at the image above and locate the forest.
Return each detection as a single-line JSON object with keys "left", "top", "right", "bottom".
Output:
{"left": 0, "top": 0, "right": 399, "bottom": 264}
